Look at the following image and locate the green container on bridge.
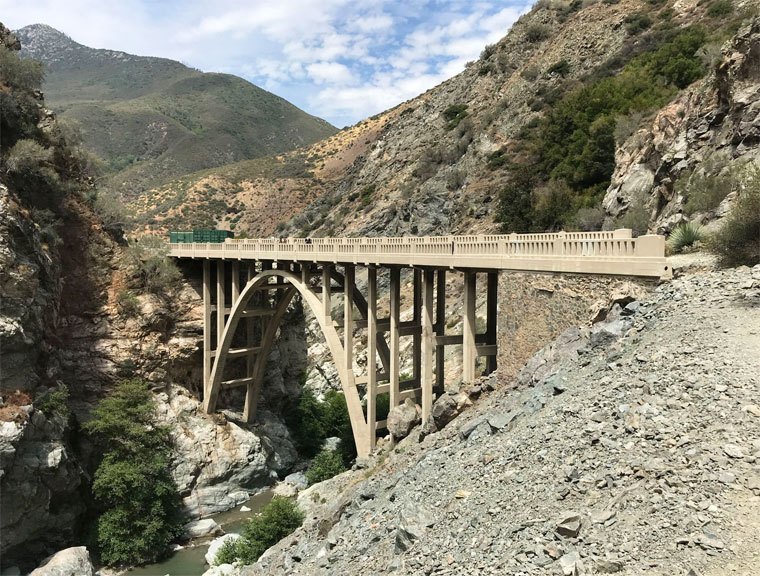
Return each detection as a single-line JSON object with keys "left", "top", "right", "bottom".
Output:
{"left": 169, "top": 230, "right": 233, "bottom": 243}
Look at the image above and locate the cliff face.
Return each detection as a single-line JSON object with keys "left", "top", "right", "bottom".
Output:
{"left": 603, "top": 17, "right": 760, "bottom": 233}
{"left": 0, "top": 25, "right": 303, "bottom": 570}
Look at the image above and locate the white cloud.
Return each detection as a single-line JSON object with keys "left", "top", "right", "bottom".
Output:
{"left": 0, "top": 0, "right": 534, "bottom": 126}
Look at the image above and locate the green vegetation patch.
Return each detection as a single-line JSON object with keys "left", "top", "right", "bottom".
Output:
{"left": 442, "top": 104, "right": 469, "bottom": 131}
{"left": 215, "top": 497, "right": 304, "bottom": 565}
{"left": 84, "top": 379, "right": 184, "bottom": 566}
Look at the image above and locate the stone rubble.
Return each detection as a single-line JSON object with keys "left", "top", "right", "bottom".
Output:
{"left": 232, "top": 264, "right": 760, "bottom": 575}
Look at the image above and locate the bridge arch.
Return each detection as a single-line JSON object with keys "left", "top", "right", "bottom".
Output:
{"left": 204, "top": 268, "right": 372, "bottom": 457}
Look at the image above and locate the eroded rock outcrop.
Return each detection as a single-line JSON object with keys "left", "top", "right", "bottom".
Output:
{"left": 604, "top": 17, "right": 760, "bottom": 233}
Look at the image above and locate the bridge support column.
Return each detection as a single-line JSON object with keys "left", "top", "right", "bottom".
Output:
{"left": 463, "top": 270, "right": 476, "bottom": 384}
{"left": 486, "top": 272, "right": 498, "bottom": 375}
{"left": 322, "top": 265, "right": 332, "bottom": 324}
{"left": 231, "top": 261, "right": 240, "bottom": 303}
{"left": 344, "top": 265, "right": 354, "bottom": 377}
{"left": 412, "top": 269, "right": 421, "bottom": 386}
{"left": 216, "top": 261, "right": 225, "bottom": 349}
{"left": 203, "top": 260, "right": 212, "bottom": 399}
{"left": 244, "top": 263, "right": 257, "bottom": 422}
{"left": 435, "top": 269, "right": 446, "bottom": 395}
{"left": 389, "top": 266, "right": 401, "bottom": 409}
{"left": 421, "top": 269, "right": 434, "bottom": 424}
{"left": 367, "top": 266, "right": 378, "bottom": 450}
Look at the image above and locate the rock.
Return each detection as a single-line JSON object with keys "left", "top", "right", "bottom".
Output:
{"left": 284, "top": 471, "right": 308, "bottom": 489}
{"left": 29, "top": 547, "right": 93, "bottom": 576}
{"left": 486, "top": 411, "right": 517, "bottom": 431}
{"left": 431, "top": 394, "right": 458, "bottom": 428}
{"left": 205, "top": 534, "right": 241, "bottom": 565}
{"left": 274, "top": 482, "right": 299, "bottom": 498}
{"left": 184, "top": 518, "right": 222, "bottom": 539}
{"left": 202, "top": 564, "right": 237, "bottom": 576}
{"left": 596, "top": 559, "right": 624, "bottom": 573}
{"left": 559, "top": 550, "right": 586, "bottom": 575}
{"left": 723, "top": 443, "right": 745, "bottom": 458}
{"left": 240, "top": 505, "right": 251, "bottom": 512}
{"left": 323, "top": 436, "right": 341, "bottom": 452}
{"left": 387, "top": 399, "right": 420, "bottom": 440}
{"left": 395, "top": 505, "right": 435, "bottom": 553}
{"left": 556, "top": 512, "right": 582, "bottom": 538}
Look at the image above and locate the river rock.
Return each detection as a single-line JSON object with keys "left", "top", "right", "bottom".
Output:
{"left": 205, "top": 534, "right": 241, "bottom": 566}
{"left": 29, "top": 547, "right": 93, "bottom": 576}
{"left": 387, "top": 399, "right": 420, "bottom": 440}
{"left": 185, "top": 518, "right": 222, "bottom": 539}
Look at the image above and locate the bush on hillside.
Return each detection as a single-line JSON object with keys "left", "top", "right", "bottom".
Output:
{"left": 306, "top": 449, "right": 347, "bottom": 485}
{"left": 525, "top": 23, "right": 550, "bottom": 43}
{"left": 125, "top": 236, "right": 181, "bottom": 296}
{"left": 442, "top": 104, "right": 469, "bottom": 131}
{"left": 84, "top": 379, "right": 184, "bottom": 566}
{"left": 287, "top": 388, "right": 356, "bottom": 462}
{"left": 667, "top": 222, "right": 704, "bottom": 253}
{"left": 224, "top": 497, "right": 304, "bottom": 565}
{"left": 709, "top": 166, "right": 760, "bottom": 267}
{"left": 4, "top": 139, "right": 63, "bottom": 207}
{"left": 679, "top": 164, "right": 737, "bottom": 215}
{"left": 35, "top": 384, "right": 70, "bottom": 419}
{"left": 707, "top": 0, "right": 733, "bottom": 17}
{"left": 0, "top": 46, "right": 44, "bottom": 149}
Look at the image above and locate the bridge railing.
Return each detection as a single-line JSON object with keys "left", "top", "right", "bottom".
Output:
{"left": 169, "top": 229, "right": 667, "bottom": 276}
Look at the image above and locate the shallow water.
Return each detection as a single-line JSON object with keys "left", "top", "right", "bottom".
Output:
{"left": 125, "top": 489, "right": 274, "bottom": 576}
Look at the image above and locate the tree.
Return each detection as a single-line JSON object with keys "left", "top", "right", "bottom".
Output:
{"left": 84, "top": 379, "right": 184, "bottom": 566}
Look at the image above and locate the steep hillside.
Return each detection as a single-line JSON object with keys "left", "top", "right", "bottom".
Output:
{"left": 15, "top": 24, "right": 337, "bottom": 197}
{"left": 133, "top": 0, "right": 759, "bottom": 242}
{"left": 233, "top": 263, "right": 760, "bottom": 576}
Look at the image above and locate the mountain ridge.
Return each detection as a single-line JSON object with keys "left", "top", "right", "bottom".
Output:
{"left": 15, "top": 23, "right": 337, "bottom": 197}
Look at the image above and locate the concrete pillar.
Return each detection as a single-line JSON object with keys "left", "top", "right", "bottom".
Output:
{"left": 322, "top": 265, "right": 332, "bottom": 324}
{"left": 486, "top": 272, "right": 498, "bottom": 375}
{"left": 244, "top": 262, "right": 256, "bottom": 422}
{"left": 203, "top": 260, "right": 212, "bottom": 399}
{"left": 301, "top": 262, "right": 310, "bottom": 286}
{"left": 389, "top": 266, "right": 401, "bottom": 409}
{"left": 216, "top": 261, "right": 225, "bottom": 349}
{"left": 412, "top": 268, "right": 421, "bottom": 383}
{"left": 344, "top": 264, "right": 354, "bottom": 376}
{"left": 367, "top": 266, "right": 378, "bottom": 450}
{"left": 463, "top": 270, "right": 476, "bottom": 384}
{"left": 231, "top": 261, "right": 240, "bottom": 303}
{"left": 435, "top": 269, "right": 446, "bottom": 395}
{"left": 421, "top": 268, "right": 434, "bottom": 424}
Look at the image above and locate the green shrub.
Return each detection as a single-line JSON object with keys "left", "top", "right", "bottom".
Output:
{"left": 573, "top": 204, "right": 606, "bottom": 231}
{"left": 525, "top": 23, "right": 550, "bottom": 43}
{"left": 35, "top": 384, "right": 70, "bottom": 419}
{"left": 546, "top": 59, "right": 570, "bottom": 77}
{"left": 615, "top": 200, "right": 650, "bottom": 237}
{"left": 442, "top": 104, "right": 469, "bottom": 130}
{"left": 214, "top": 538, "right": 239, "bottom": 566}
{"left": 625, "top": 13, "right": 653, "bottom": 35}
{"left": 306, "top": 449, "right": 347, "bottom": 485}
{"left": 234, "top": 497, "right": 304, "bottom": 564}
{"left": 709, "top": 167, "right": 760, "bottom": 267}
{"left": 125, "top": 236, "right": 181, "bottom": 296}
{"left": 667, "top": 222, "right": 704, "bottom": 253}
{"left": 707, "top": 0, "right": 732, "bottom": 17}
{"left": 4, "top": 139, "right": 62, "bottom": 207}
{"left": 116, "top": 290, "right": 140, "bottom": 317}
{"left": 287, "top": 388, "right": 355, "bottom": 461}
{"left": 84, "top": 379, "right": 184, "bottom": 566}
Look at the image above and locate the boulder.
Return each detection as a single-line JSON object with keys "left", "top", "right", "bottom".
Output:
{"left": 29, "top": 547, "right": 93, "bottom": 576}
{"left": 184, "top": 518, "right": 222, "bottom": 539}
{"left": 205, "top": 534, "right": 241, "bottom": 566}
{"left": 387, "top": 399, "right": 420, "bottom": 440}
{"left": 395, "top": 505, "right": 435, "bottom": 553}
{"left": 431, "top": 394, "right": 458, "bottom": 428}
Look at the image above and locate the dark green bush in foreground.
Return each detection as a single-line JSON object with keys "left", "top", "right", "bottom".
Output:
{"left": 216, "top": 497, "right": 304, "bottom": 565}
{"left": 84, "top": 379, "right": 184, "bottom": 566}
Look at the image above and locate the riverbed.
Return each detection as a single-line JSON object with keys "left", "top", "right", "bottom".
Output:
{"left": 125, "top": 490, "right": 274, "bottom": 576}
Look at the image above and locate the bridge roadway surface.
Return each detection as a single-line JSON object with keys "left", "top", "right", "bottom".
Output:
{"left": 168, "top": 230, "right": 668, "bottom": 457}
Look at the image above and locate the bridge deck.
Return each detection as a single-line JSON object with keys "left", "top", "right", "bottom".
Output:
{"left": 169, "top": 230, "right": 669, "bottom": 278}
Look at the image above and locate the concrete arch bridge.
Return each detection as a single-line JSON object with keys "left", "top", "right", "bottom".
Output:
{"left": 169, "top": 230, "right": 668, "bottom": 457}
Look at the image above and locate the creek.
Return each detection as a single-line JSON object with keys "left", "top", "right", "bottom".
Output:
{"left": 124, "top": 490, "right": 274, "bottom": 576}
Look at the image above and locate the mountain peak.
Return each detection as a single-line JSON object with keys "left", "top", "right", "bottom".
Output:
{"left": 14, "top": 24, "right": 78, "bottom": 60}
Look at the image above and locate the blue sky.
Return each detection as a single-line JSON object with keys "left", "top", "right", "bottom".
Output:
{"left": 1, "top": 0, "right": 533, "bottom": 127}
